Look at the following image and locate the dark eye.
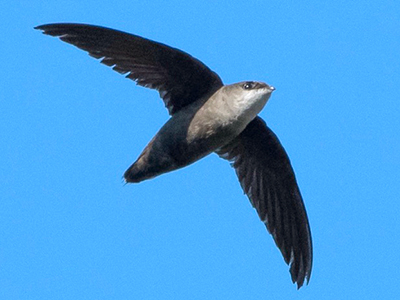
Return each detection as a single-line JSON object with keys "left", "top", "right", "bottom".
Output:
{"left": 243, "top": 82, "right": 254, "bottom": 90}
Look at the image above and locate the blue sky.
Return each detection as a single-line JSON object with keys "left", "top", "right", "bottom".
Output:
{"left": 1, "top": 0, "right": 400, "bottom": 299}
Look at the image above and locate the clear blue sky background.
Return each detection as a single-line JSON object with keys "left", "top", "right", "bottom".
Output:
{"left": 1, "top": 1, "right": 399, "bottom": 299}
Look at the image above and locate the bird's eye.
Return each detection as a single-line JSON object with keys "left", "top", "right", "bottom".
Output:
{"left": 243, "top": 82, "right": 254, "bottom": 90}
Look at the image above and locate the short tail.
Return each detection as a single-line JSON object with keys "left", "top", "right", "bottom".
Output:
{"left": 123, "top": 137, "right": 180, "bottom": 183}
{"left": 124, "top": 162, "right": 152, "bottom": 183}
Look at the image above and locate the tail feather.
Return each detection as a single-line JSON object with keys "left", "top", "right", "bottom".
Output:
{"left": 124, "top": 160, "right": 166, "bottom": 183}
{"left": 124, "top": 140, "right": 179, "bottom": 183}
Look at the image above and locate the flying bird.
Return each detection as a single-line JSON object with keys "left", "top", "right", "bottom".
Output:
{"left": 35, "top": 23, "right": 312, "bottom": 288}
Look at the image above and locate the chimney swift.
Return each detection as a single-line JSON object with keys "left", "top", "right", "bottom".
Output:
{"left": 35, "top": 23, "right": 312, "bottom": 288}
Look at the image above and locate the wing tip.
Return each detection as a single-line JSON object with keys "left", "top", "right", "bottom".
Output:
{"left": 34, "top": 23, "right": 88, "bottom": 35}
{"left": 34, "top": 24, "right": 61, "bottom": 36}
{"left": 290, "top": 257, "right": 312, "bottom": 289}
{"left": 34, "top": 24, "right": 47, "bottom": 32}
{"left": 34, "top": 23, "right": 59, "bottom": 31}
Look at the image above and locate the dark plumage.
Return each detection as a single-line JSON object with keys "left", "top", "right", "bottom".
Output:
{"left": 36, "top": 23, "right": 312, "bottom": 288}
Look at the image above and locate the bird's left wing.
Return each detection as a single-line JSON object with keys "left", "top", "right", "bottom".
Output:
{"left": 216, "top": 116, "right": 312, "bottom": 288}
{"left": 35, "top": 23, "right": 223, "bottom": 115}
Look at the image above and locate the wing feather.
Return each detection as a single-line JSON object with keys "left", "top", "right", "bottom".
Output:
{"left": 217, "top": 116, "right": 312, "bottom": 288}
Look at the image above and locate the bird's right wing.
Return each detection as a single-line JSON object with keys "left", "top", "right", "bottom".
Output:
{"left": 35, "top": 23, "right": 223, "bottom": 115}
{"left": 217, "top": 116, "right": 312, "bottom": 288}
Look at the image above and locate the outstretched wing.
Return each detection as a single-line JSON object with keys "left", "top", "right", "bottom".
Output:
{"left": 217, "top": 116, "right": 312, "bottom": 288}
{"left": 35, "top": 23, "right": 223, "bottom": 114}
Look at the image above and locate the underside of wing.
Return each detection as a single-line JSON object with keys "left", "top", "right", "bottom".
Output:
{"left": 35, "top": 23, "right": 223, "bottom": 114}
{"left": 217, "top": 116, "right": 312, "bottom": 288}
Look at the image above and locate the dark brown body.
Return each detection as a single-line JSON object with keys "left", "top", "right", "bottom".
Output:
{"left": 36, "top": 23, "right": 313, "bottom": 288}
{"left": 124, "top": 83, "right": 270, "bottom": 182}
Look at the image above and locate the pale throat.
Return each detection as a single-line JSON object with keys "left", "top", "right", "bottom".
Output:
{"left": 231, "top": 89, "right": 271, "bottom": 124}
